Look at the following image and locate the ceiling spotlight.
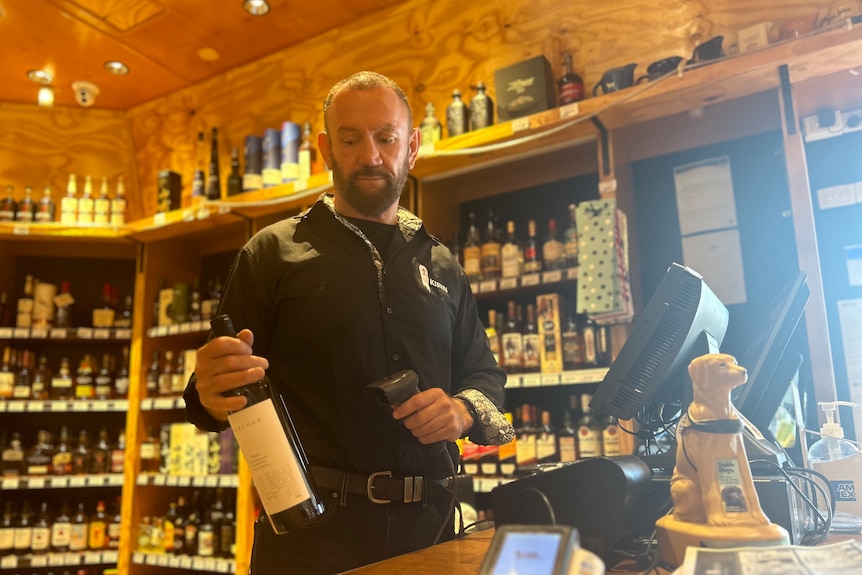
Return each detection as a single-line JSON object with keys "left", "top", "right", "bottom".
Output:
{"left": 243, "top": 0, "right": 270, "bottom": 16}
{"left": 38, "top": 86, "right": 55, "bottom": 107}
{"left": 27, "top": 69, "right": 54, "bottom": 85}
{"left": 104, "top": 60, "right": 130, "bottom": 75}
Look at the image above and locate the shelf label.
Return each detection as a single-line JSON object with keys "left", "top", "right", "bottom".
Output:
{"left": 179, "top": 476, "right": 192, "bottom": 487}
{"left": 113, "top": 400, "right": 130, "bottom": 411}
{"left": 179, "top": 321, "right": 193, "bottom": 333}
{"left": 179, "top": 556, "right": 193, "bottom": 569}
{"left": 566, "top": 268, "right": 579, "bottom": 280}
{"left": 193, "top": 476, "right": 206, "bottom": 487}
{"left": 598, "top": 179, "right": 618, "bottom": 194}
{"left": 153, "top": 212, "right": 167, "bottom": 227}
{"left": 1, "top": 555, "right": 17, "bottom": 568}
{"left": 169, "top": 556, "right": 181, "bottom": 568}
{"left": 205, "top": 475, "right": 219, "bottom": 487}
{"left": 103, "top": 551, "right": 118, "bottom": 563}
{"left": 49, "top": 554, "right": 66, "bottom": 566}
{"left": 469, "top": 281, "right": 479, "bottom": 294}
{"left": 73, "top": 401, "right": 90, "bottom": 412}
{"left": 217, "top": 559, "right": 232, "bottom": 573}
{"left": 541, "top": 373, "right": 561, "bottom": 386}
{"left": 498, "top": 278, "right": 518, "bottom": 291}
{"left": 107, "top": 474, "right": 124, "bottom": 486}
{"left": 2, "top": 478, "right": 19, "bottom": 489}
{"left": 520, "top": 273, "right": 540, "bottom": 287}
{"left": 154, "top": 326, "right": 168, "bottom": 337}
{"left": 141, "top": 398, "right": 153, "bottom": 410}
{"left": 0, "top": 403, "right": 5, "bottom": 413}
{"left": 479, "top": 279, "right": 497, "bottom": 293}
{"left": 0, "top": 327, "right": 12, "bottom": 338}
{"left": 192, "top": 320, "right": 206, "bottom": 332}
{"left": 12, "top": 224, "right": 29, "bottom": 236}
{"left": 294, "top": 179, "right": 308, "bottom": 192}
{"left": 157, "top": 554, "right": 170, "bottom": 566}
{"left": 77, "top": 327, "right": 93, "bottom": 339}
{"left": 193, "top": 557, "right": 206, "bottom": 570}
{"left": 92, "top": 401, "right": 108, "bottom": 412}
{"left": 167, "top": 475, "right": 179, "bottom": 486}
{"left": 506, "top": 374, "right": 522, "bottom": 388}
{"left": 87, "top": 475, "right": 107, "bottom": 487}
{"left": 8, "top": 401, "right": 25, "bottom": 412}
{"left": 12, "top": 327, "right": 29, "bottom": 338}
{"left": 204, "top": 558, "right": 217, "bottom": 571}
{"left": 521, "top": 374, "right": 542, "bottom": 387}
{"left": 136, "top": 474, "right": 148, "bottom": 486}
{"left": 28, "top": 477, "right": 46, "bottom": 489}
{"left": 512, "top": 117, "right": 531, "bottom": 132}
{"left": 114, "top": 328, "right": 132, "bottom": 339}
{"left": 153, "top": 474, "right": 166, "bottom": 486}
{"left": 560, "top": 102, "right": 580, "bottom": 119}
{"left": 542, "top": 270, "right": 563, "bottom": 284}
{"left": 182, "top": 208, "right": 195, "bottom": 222}
{"left": 30, "top": 327, "right": 48, "bottom": 339}
{"left": 145, "top": 553, "right": 158, "bottom": 565}
{"left": 133, "top": 552, "right": 144, "bottom": 564}
{"left": 154, "top": 398, "right": 174, "bottom": 410}
{"left": 51, "top": 476, "right": 69, "bottom": 488}
{"left": 69, "top": 476, "right": 87, "bottom": 488}
{"left": 50, "top": 328, "right": 68, "bottom": 339}
{"left": 29, "top": 401, "right": 45, "bottom": 412}
{"left": 560, "top": 370, "right": 582, "bottom": 384}
{"left": 84, "top": 552, "right": 101, "bottom": 564}
{"left": 93, "top": 328, "right": 111, "bottom": 339}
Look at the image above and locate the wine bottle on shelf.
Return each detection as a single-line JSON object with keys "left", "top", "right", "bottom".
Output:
{"left": 446, "top": 89, "right": 469, "bottom": 137}
{"left": 68, "top": 502, "right": 88, "bottom": 553}
{"left": 226, "top": 147, "right": 243, "bottom": 196}
{"left": 52, "top": 426, "right": 72, "bottom": 475}
{"left": 15, "top": 274, "right": 35, "bottom": 328}
{"left": 210, "top": 314, "right": 327, "bottom": 534}
{"left": 94, "top": 177, "right": 111, "bottom": 226}
{"left": 77, "top": 175, "right": 95, "bottom": 225}
{"left": 15, "top": 186, "right": 35, "bottom": 223}
{"left": 31, "top": 501, "right": 51, "bottom": 555}
{"left": 192, "top": 131, "right": 207, "bottom": 200}
{"left": 523, "top": 219, "right": 542, "bottom": 274}
{"left": 501, "top": 301, "right": 523, "bottom": 374}
{"left": 500, "top": 220, "right": 523, "bottom": 279}
{"left": 0, "top": 500, "right": 14, "bottom": 556}
{"left": 13, "top": 500, "right": 32, "bottom": 556}
{"left": 298, "top": 121, "right": 316, "bottom": 180}
{"left": 522, "top": 303, "right": 541, "bottom": 373}
{"left": 558, "top": 51, "right": 585, "bottom": 105}
{"left": 481, "top": 210, "right": 502, "bottom": 280}
{"left": 558, "top": 398, "right": 578, "bottom": 462}
{"left": 0, "top": 185, "right": 16, "bottom": 222}
{"left": 564, "top": 203, "right": 579, "bottom": 268}
{"left": 30, "top": 351, "right": 51, "bottom": 400}
{"left": 60, "top": 175, "right": 78, "bottom": 224}
{"left": 51, "top": 500, "right": 71, "bottom": 553}
{"left": 109, "top": 176, "right": 126, "bottom": 226}
{"left": 206, "top": 127, "right": 222, "bottom": 200}
{"left": 542, "top": 217, "right": 565, "bottom": 270}
{"left": 51, "top": 357, "right": 73, "bottom": 400}
{"left": 35, "top": 186, "right": 55, "bottom": 223}
{"left": 70, "top": 429, "right": 91, "bottom": 474}
{"left": 462, "top": 212, "right": 482, "bottom": 282}
{"left": 469, "top": 81, "right": 494, "bottom": 131}
{"left": 419, "top": 102, "right": 442, "bottom": 146}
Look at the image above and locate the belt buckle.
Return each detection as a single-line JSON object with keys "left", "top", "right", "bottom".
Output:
{"left": 367, "top": 470, "right": 392, "bottom": 504}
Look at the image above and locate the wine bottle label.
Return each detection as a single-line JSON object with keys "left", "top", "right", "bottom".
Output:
{"left": 88, "top": 521, "right": 106, "bottom": 549}
{"left": 583, "top": 327, "right": 597, "bottom": 364}
{"left": 577, "top": 427, "right": 603, "bottom": 458}
{"left": 523, "top": 334, "right": 541, "bottom": 369}
{"left": 14, "top": 528, "right": 32, "bottom": 550}
{"left": 515, "top": 435, "right": 537, "bottom": 466}
{"left": 603, "top": 424, "right": 622, "bottom": 456}
{"left": 536, "top": 433, "right": 558, "bottom": 462}
{"left": 463, "top": 246, "right": 481, "bottom": 277}
{"left": 243, "top": 173, "right": 263, "bottom": 192}
{"left": 198, "top": 530, "right": 215, "bottom": 556}
{"left": 0, "top": 528, "right": 13, "bottom": 551}
{"left": 559, "top": 436, "right": 577, "bottom": 462}
{"left": 501, "top": 333, "right": 523, "bottom": 369}
{"left": 69, "top": 524, "right": 87, "bottom": 550}
{"left": 51, "top": 376, "right": 71, "bottom": 389}
{"left": 52, "top": 521, "right": 71, "bottom": 547}
{"left": 0, "top": 373, "right": 13, "bottom": 397}
{"left": 228, "top": 398, "right": 313, "bottom": 514}
{"left": 501, "top": 244, "right": 521, "bottom": 278}
{"left": 32, "top": 526, "right": 50, "bottom": 550}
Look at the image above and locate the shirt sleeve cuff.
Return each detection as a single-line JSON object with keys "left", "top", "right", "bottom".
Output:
{"left": 455, "top": 389, "right": 515, "bottom": 445}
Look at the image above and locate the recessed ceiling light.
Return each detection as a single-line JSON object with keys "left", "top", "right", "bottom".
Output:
{"left": 104, "top": 60, "right": 130, "bottom": 75}
{"left": 27, "top": 69, "right": 54, "bottom": 85}
{"left": 243, "top": 0, "right": 270, "bottom": 16}
{"left": 38, "top": 86, "right": 55, "bottom": 107}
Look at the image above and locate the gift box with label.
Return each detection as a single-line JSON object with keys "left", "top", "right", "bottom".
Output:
{"left": 494, "top": 55, "right": 557, "bottom": 121}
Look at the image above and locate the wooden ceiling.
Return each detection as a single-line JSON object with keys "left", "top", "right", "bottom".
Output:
{"left": 0, "top": 0, "right": 410, "bottom": 110}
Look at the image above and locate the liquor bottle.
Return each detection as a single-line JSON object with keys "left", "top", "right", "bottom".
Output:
{"left": 298, "top": 121, "right": 317, "bottom": 180}
{"left": 602, "top": 412, "right": 623, "bottom": 456}
{"left": 30, "top": 351, "right": 51, "bottom": 400}
{"left": 1, "top": 432, "right": 25, "bottom": 477}
{"left": 69, "top": 502, "right": 88, "bottom": 553}
{"left": 514, "top": 404, "right": 538, "bottom": 469}
{"left": 558, "top": 51, "right": 585, "bottom": 105}
{"left": 243, "top": 135, "right": 264, "bottom": 192}
{"left": 173, "top": 495, "right": 188, "bottom": 555}
{"left": 210, "top": 314, "right": 327, "bottom": 533}
{"left": 485, "top": 309, "right": 501, "bottom": 366}
{"left": 15, "top": 274, "right": 35, "bottom": 328}
{"left": 500, "top": 220, "right": 523, "bottom": 279}
{"left": 576, "top": 394, "right": 603, "bottom": 458}
{"left": 172, "top": 351, "right": 186, "bottom": 395}
{"left": 501, "top": 301, "right": 523, "bottom": 374}
{"left": 158, "top": 349, "right": 174, "bottom": 396}
{"left": 114, "top": 346, "right": 130, "bottom": 399}
{"left": 580, "top": 315, "right": 599, "bottom": 368}
{"left": 0, "top": 501, "right": 13, "bottom": 555}
{"left": 14, "top": 186, "right": 35, "bottom": 222}
{"left": 561, "top": 311, "right": 583, "bottom": 371}
{"left": 0, "top": 185, "right": 16, "bottom": 221}
{"left": 11, "top": 348, "right": 31, "bottom": 400}
{"left": 90, "top": 427, "right": 111, "bottom": 474}
{"left": 146, "top": 350, "right": 160, "bottom": 397}
{"left": 209, "top": 487, "right": 226, "bottom": 550}
{"left": 182, "top": 490, "right": 202, "bottom": 556}
{"left": 106, "top": 497, "right": 122, "bottom": 551}
{"left": 77, "top": 175, "right": 95, "bottom": 225}
{"left": 597, "top": 324, "right": 612, "bottom": 367}
{"left": 0, "top": 346, "right": 13, "bottom": 399}
{"left": 192, "top": 131, "right": 207, "bottom": 200}
{"left": 93, "top": 281, "right": 116, "bottom": 328}
{"left": 35, "top": 186, "right": 56, "bottom": 223}
{"left": 74, "top": 353, "right": 95, "bottom": 400}
{"left": 445, "top": 89, "right": 469, "bottom": 137}
{"left": 523, "top": 219, "right": 542, "bottom": 274}
{"left": 558, "top": 398, "right": 578, "bottom": 462}
{"left": 536, "top": 410, "right": 558, "bottom": 464}
{"left": 94, "top": 177, "right": 111, "bottom": 225}
{"left": 70, "top": 429, "right": 91, "bottom": 474}
{"left": 206, "top": 127, "right": 221, "bottom": 200}
{"left": 136, "top": 516, "right": 152, "bottom": 552}
{"left": 52, "top": 426, "right": 73, "bottom": 475}
{"left": 469, "top": 81, "right": 494, "bottom": 131}
{"left": 564, "top": 203, "right": 579, "bottom": 268}
{"left": 462, "top": 212, "right": 482, "bottom": 282}
{"left": 480, "top": 210, "right": 502, "bottom": 279}
{"left": 54, "top": 280, "right": 75, "bottom": 328}
{"left": 542, "top": 218, "right": 565, "bottom": 270}
{"left": 139, "top": 427, "right": 161, "bottom": 473}
{"left": 60, "top": 175, "right": 78, "bottom": 224}
{"left": 218, "top": 492, "right": 236, "bottom": 558}
{"left": 94, "top": 352, "right": 114, "bottom": 400}
{"left": 419, "top": 102, "right": 442, "bottom": 146}
{"left": 25, "top": 429, "right": 53, "bottom": 476}
{"left": 51, "top": 357, "right": 74, "bottom": 400}
{"left": 197, "top": 498, "right": 216, "bottom": 557}
{"left": 227, "top": 147, "right": 243, "bottom": 196}
{"left": 110, "top": 430, "right": 125, "bottom": 474}
{"left": 31, "top": 501, "right": 51, "bottom": 555}
{"left": 88, "top": 500, "right": 107, "bottom": 550}
{"left": 114, "top": 294, "right": 133, "bottom": 329}
{"left": 51, "top": 500, "right": 71, "bottom": 553}
{"left": 109, "top": 176, "right": 126, "bottom": 226}
{"left": 13, "top": 500, "right": 32, "bottom": 556}
{"left": 522, "top": 303, "right": 541, "bottom": 373}
{"left": 497, "top": 412, "right": 518, "bottom": 477}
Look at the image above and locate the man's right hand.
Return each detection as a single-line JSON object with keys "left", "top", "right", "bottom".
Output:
{"left": 194, "top": 328, "right": 269, "bottom": 422}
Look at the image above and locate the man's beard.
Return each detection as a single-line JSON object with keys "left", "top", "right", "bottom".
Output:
{"left": 331, "top": 155, "right": 410, "bottom": 219}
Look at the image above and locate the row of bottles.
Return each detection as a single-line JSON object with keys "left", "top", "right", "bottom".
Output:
{"left": 1, "top": 426, "right": 125, "bottom": 477}
{"left": 485, "top": 302, "right": 611, "bottom": 373}
{"left": 139, "top": 424, "right": 238, "bottom": 477}
{"left": 459, "top": 207, "right": 579, "bottom": 283}
{"left": 0, "top": 177, "right": 128, "bottom": 227}
{"left": 153, "top": 276, "right": 223, "bottom": 328}
{"left": 0, "top": 346, "right": 130, "bottom": 401}
{"left": 143, "top": 348, "right": 193, "bottom": 399}
{"left": 460, "top": 395, "right": 622, "bottom": 477}
{"left": 135, "top": 490, "right": 236, "bottom": 559}
{"left": 0, "top": 498, "right": 121, "bottom": 556}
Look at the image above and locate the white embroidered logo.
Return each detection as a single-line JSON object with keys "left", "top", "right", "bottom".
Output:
{"left": 418, "top": 264, "right": 449, "bottom": 294}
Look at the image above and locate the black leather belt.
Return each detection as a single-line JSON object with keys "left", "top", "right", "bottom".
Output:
{"left": 311, "top": 466, "right": 425, "bottom": 504}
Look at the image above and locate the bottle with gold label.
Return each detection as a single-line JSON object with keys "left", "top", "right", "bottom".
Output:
{"left": 480, "top": 210, "right": 502, "bottom": 280}
{"left": 576, "top": 394, "right": 603, "bottom": 458}
{"left": 501, "top": 220, "right": 523, "bottom": 279}
{"left": 462, "top": 212, "right": 482, "bottom": 282}
{"left": 77, "top": 175, "right": 94, "bottom": 225}
{"left": 419, "top": 102, "right": 442, "bottom": 146}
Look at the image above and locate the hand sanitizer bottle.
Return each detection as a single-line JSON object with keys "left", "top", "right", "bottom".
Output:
{"left": 808, "top": 401, "right": 861, "bottom": 464}
{"left": 808, "top": 401, "right": 862, "bottom": 522}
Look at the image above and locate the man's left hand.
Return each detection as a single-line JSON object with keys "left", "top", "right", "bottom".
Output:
{"left": 391, "top": 388, "right": 473, "bottom": 444}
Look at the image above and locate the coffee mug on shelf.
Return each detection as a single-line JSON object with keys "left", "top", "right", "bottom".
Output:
{"left": 593, "top": 63, "right": 637, "bottom": 95}
{"left": 636, "top": 56, "right": 684, "bottom": 83}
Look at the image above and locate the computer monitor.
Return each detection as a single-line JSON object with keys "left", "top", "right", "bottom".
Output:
{"left": 589, "top": 263, "right": 729, "bottom": 428}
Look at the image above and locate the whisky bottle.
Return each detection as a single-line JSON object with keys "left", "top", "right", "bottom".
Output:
{"left": 11, "top": 348, "right": 31, "bottom": 399}
{"left": 31, "top": 501, "right": 51, "bottom": 555}
{"left": 1, "top": 432, "right": 25, "bottom": 477}
{"left": 602, "top": 412, "right": 623, "bottom": 456}
{"left": 542, "top": 218, "right": 565, "bottom": 270}
{"left": 51, "top": 426, "right": 72, "bottom": 475}
{"left": 206, "top": 127, "right": 221, "bottom": 200}
{"left": 211, "top": 314, "right": 327, "bottom": 533}
{"left": 581, "top": 315, "right": 599, "bottom": 368}
{"left": 536, "top": 410, "right": 558, "bottom": 464}
{"left": 0, "top": 346, "right": 13, "bottom": 399}
{"left": 522, "top": 303, "right": 541, "bottom": 373}
{"left": 500, "top": 220, "right": 523, "bottom": 279}
{"left": 243, "top": 135, "right": 264, "bottom": 192}
{"left": 35, "top": 186, "right": 55, "bottom": 223}
{"left": 192, "top": 131, "right": 207, "bottom": 200}
{"left": 60, "top": 175, "right": 78, "bottom": 224}
{"left": 88, "top": 500, "right": 107, "bottom": 550}
{"left": 0, "top": 293, "right": 12, "bottom": 327}
{"left": 576, "top": 394, "right": 603, "bottom": 458}
{"left": 485, "top": 309, "right": 501, "bottom": 366}
{"left": 558, "top": 399, "right": 578, "bottom": 462}
{"left": 158, "top": 350, "right": 174, "bottom": 396}
{"left": 90, "top": 427, "right": 111, "bottom": 474}
{"left": 13, "top": 500, "right": 32, "bottom": 556}
{"left": 0, "top": 185, "right": 16, "bottom": 222}
{"left": 561, "top": 311, "right": 583, "bottom": 371}
{"left": 172, "top": 350, "right": 186, "bottom": 395}
{"left": 54, "top": 280, "right": 75, "bottom": 328}
{"left": 298, "top": 121, "right": 317, "bottom": 180}
{"left": 514, "top": 404, "right": 538, "bottom": 469}
{"left": 0, "top": 501, "right": 13, "bottom": 555}
{"left": 77, "top": 175, "right": 94, "bottom": 225}
{"left": 558, "top": 51, "right": 585, "bottom": 105}
{"left": 15, "top": 274, "right": 35, "bottom": 328}
{"left": 51, "top": 357, "right": 74, "bottom": 400}
{"left": 30, "top": 351, "right": 51, "bottom": 400}
{"left": 523, "top": 219, "right": 542, "bottom": 274}
{"left": 197, "top": 498, "right": 216, "bottom": 557}
{"left": 70, "top": 429, "right": 91, "bottom": 474}
{"left": 497, "top": 412, "right": 518, "bottom": 477}
{"left": 109, "top": 176, "right": 126, "bottom": 226}
{"left": 146, "top": 349, "right": 160, "bottom": 398}
{"left": 139, "top": 426, "right": 161, "bottom": 473}
{"left": 51, "top": 500, "right": 71, "bottom": 553}
{"left": 69, "top": 502, "right": 88, "bottom": 553}
{"left": 110, "top": 430, "right": 125, "bottom": 474}
{"left": 564, "top": 203, "right": 579, "bottom": 268}
{"left": 445, "top": 89, "right": 469, "bottom": 137}
{"left": 106, "top": 497, "right": 122, "bottom": 551}
{"left": 94, "top": 177, "right": 111, "bottom": 226}
{"left": 94, "top": 352, "right": 114, "bottom": 400}
{"left": 25, "top": 429, "right": 53, "bottom": 476}
{"left": 501, "top": 301, "right": 523, "bottom": 374}
{"left": 480, "top": 210, "right": 502, "bottom": 279}
{"left": 183, "top": 490, "right": 202, "bottom": 555}
{"left": 226, "top": 147, "right": 243, "bottom": 196}
{"left": 218, "top": 492, "right": 236, "bottom": 558}
{"left": 419, "top": 102, "right": 442, "bottom": 146}
{"left": 14, "top": 186, "right": 35, "bottom": 222}
{"left": 74, "top": 353, "right": 95, "bottom": 400}
{"left": 114, "top": 346, "right": 130, "bottom": 399}
{"left": 469, "top": 81, "right": 494, "bottom": 131}
{"left": 462, "top": 212, "right": 482, "bottom": 282}
{"left": 172, "top": 495, "right": 188, "bottom": 555}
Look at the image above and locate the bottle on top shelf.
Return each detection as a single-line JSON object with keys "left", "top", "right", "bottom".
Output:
{"left": 192, "top": 131, "right": 207, "bottom": 200}
{"left": 94, "top": 177, "right": 111, "bottom": 226}
{"left": 419, "top": 102, "right": 442, "bottom": 146}
{"left": 77, "top": 175, "right": 94, "bottom": 225}
{"left": 446, "top": 89, "right": 469, "bottom": 137}
{"left": 60, "top": 175, "right": 78, "bottom": 225}
{"left": 226, "top": 147, "right": 243, "bottom": 196}
{"left": 298, "top": 121, "right": 317, "bottom": 180}
{"left": 558, "top": 51, "right": 585, "bottom": 105}
{"left": 0, "top": 185, "right": 16, "bottom": 222}
{"left": 206, "top": 127, "right": 221, "bottom": 200}
{"left": 14, "top": 186, "right": 35, "bottom": 223}
{"left": 469, "top": 81, "right": 494, "bottom": 131}
{"left": 110, "top": 176, "right": 126, "bottom": 226}
{"left": 35, "top": 186, "right": 55, "bottom": 223}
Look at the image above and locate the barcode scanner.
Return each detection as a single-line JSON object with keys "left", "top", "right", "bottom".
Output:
{"left": 364, "top": 369, "right": 420, "bottom": 406}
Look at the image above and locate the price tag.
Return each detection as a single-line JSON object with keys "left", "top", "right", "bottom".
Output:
{"left": 133, "top": 552, "right": 144, "bottom": 564}
{"left": 417, "top": 143, "right": 436, "bottom": 158}
{"left": 1, "top": 555, "right": 17, "bottom": 568}
{"left": 216, "top": 204, "right": 230, "bottom": 215}
{"left": 87, "top": 475, "right": 107, "bottom": 487}
{"left": 84, "top": 552, "right": 101, "bottom": 564}
{"left": 223, "top": 475, "right": 239, "bottom": 488}
{"left": 103, "top": 550, "right": 118, "bottom": 562}
{"left": 193, "top": 476, "right": 205, "bottom": 487}
{"left": 512, "top": 117, "right": 531, "bottom": 132}
{"left": 154, "top": 326, "right": 168, "bottom": 337}
{"left": 0, "top": 403, "right": 5, "bottom": 413}
{"left": 469, "top": 281, "right": 479, "bottom": 294}
{"left": 28, "top": 477, "right": 46, "bottom": 489}
{"left": 51, "top": 476, "right": 69, "bottom": 488}
{"left": 145, "top": 327, "right": 156, "bottom": 338}
{"left": 28, "top": 401, "right": 45, "bottom": 412}
{"left": 92, "top": 401, "right": 108, "bottom": 412}
{"left": 559, "top": 102, "right": 580, "bottom": 119}
{"left": 182, "top": 208, "right": 195, "bottom": 222}
{"left": 107, "top": 474, "right": 124, "bottom": 486}
{"left": 540, "top": 373, "right": 561, "bottom": 386}
{"left": 76, "top": 327, "right": 93, "bottom": 339}
{"left": 50, "top": 328, "right": 68, "bottom": 339}
{"left": 542, "top": 270, "right": 563, "bottom": 284}
{"left": 168, "top": 556, "right": 181, "bottom": 568}
{"left": 179, "top": 321, "right": 193, "bottom": 333}
{"left": 49, "top": 554, "right": 66, "bottom": 566}
{"left": 521, "top": 374, "right": 542, "bottom": 387}
{"left": 30, "top": 327, "right": 48, "bottom": 339}
{"left": 179, "top": 476, "right": 192, "bottom": 487}
{"left": 506, "top": 374, "right": 522, "bottom": 388}
{"left": 141, "top": 399, "right": 153, "bottom": 410}
{"left": 12, "top": 224, "right": 29, "bottom": 235}
{"left": 294, "top": 179, "right": 308, "bottom": 192}
{"left": 479, "top": 279, "right": 497, "bottom": 293}
{"left": 520, "top": 273, "right": 540, "bottom": 287}
{"left": 145, "top": 553, "right": 158, "bottom": 565}
{"left": 175, "top": 397, "right": 186, "bottom": 409}
{"left": 73, "top": 401, "right": 89, "bottom": 412}
{"left": 193, "top": 320, "right": 206, "bottom": 332}
{"left": 153, "top": 212, "right": 167, "bottom": 227}
{"left": 193, "top": 557, "right": 206, "bottom": 570}
{"left": 113, "top": 400, "right": 129, "bottom": 411}
{"left": 205, "top": 475, "right": 219, "bottom": 487}
{"left": 167, "top": 475, "right": 179, "bottom": 486}
{"left": 204, "top": 558, "right": 217, "bottom": 571}
{"left": 566, "top": 268, "right": 579, "bottom": 280}
{"left": 154, "top": 398, "right": 174, "bottom": 410}
{"left": 498, "top": 278, "right": 518, "bottom": 291}
{"left": 598, "top": 179, "right": 618, "bottom": 194}
{"left": 69, "top": 476, "right": 87, "bottom": 488}
{"left": 93, "top": 328, "right": 110, "bottom": 339}
{"left": 136, "top": 474, "right": 148, "bottom": 485}
{"left": 168, "top": 324, "right": 181, "bottom": 335}
{"left": 153, "top": 474, "right": 166, "bottom": 486}
{"left": 2, "top": 478, "right": 18, "bottom": 489}
{"left": 12, "top": 327, "right": 29, "bottom": 338}
{"left": 179, "top": 556, "right": 193, "bottom": 569}
{"left": 8, "top": 401, "right": 25, "bottom": 412}
{"left": 114, "top": 328, "right": 131, "bottom": 339}
{"left": 157, "top": 554, "right": 170, "bottom": 566}
{"left": 0, "top": 327, "right": 12, "bottom": 338}
{"left": 560, "top": 370, "right": 581, "bottom": 384}
{"left": 217, "top": 559, "right": 232, "bottom": 573}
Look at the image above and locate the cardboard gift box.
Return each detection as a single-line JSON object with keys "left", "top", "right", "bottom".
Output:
{"left": 494, "top": 55, "right": 557, "bottom": 121}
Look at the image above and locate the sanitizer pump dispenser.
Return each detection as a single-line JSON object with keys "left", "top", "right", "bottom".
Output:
{"left": 808, "top": 401, "right": 862, "bottom": 517}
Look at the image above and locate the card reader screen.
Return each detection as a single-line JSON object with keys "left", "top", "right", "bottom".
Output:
{"left": 490, "top": 531, "right": 564, "bottom": 575}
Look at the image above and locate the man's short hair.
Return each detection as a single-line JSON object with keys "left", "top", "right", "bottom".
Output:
{"left": 323, "top": 71, "right": 412, "bottom": 132}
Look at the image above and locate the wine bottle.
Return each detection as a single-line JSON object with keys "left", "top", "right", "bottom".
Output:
{"left": 226, "top": 147, "right": 243, "bottom": 196}
{"left": 206, "top": 127, "right": 221, "bottom": 200}
{"left": 210, "top": 314, "right": 326, "bottom": 533}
